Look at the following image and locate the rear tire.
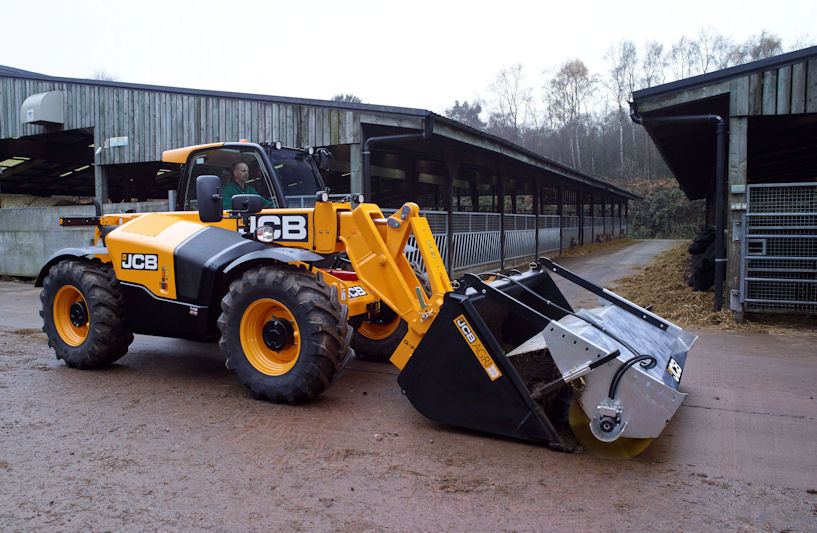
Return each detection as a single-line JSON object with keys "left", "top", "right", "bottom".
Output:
{"left": 40, "top": 259, "right": 133, "bottom": 369}
{"left": 350, "top": 312, "right": 408, "bottom": 363}
{"left": 218, "top": 265, "right": 352, "bottom": 404}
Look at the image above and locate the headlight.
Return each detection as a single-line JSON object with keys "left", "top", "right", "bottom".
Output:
{"left": 256, "top": 225, "right": 275, "bottom": 242}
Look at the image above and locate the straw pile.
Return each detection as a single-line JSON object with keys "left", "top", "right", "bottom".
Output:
{"left": 609, "top": 241, "right": 816, "bottom": 335}
{"left": 557, "top": 238, "right": 633, "bottom": 258}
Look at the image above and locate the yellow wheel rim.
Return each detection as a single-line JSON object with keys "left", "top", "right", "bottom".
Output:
{"left": 240, "top": 298, "right": 300, "bottom": 376}
{"left": 568, "top": 397, "right": 653, "bottom": 459}
{"left": 356, "top": 316, "right": 401, "bottom": 340}
{"left": 53, "top": 286, "right": 89, "bottom": 346}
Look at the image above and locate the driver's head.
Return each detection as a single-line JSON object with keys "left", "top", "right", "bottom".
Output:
{"left": 231, "top": 161, "right": 249, "bottom": 186}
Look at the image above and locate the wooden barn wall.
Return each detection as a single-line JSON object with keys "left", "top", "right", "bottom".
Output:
{"left": 1, "top": 78, "right": 96, "bottom": 136}
{"left": 0, "top": 78, "right": 360, "bottom": 165}
{"left": 730, "top": 59, "right": 817, "bottom": 116}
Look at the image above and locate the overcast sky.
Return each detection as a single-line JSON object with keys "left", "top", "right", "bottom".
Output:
{"left": 3, "top": 0, "right": 815, "bottom": 114}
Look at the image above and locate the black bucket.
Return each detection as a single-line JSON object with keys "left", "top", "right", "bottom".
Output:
{"left": 397, "top": 267, "right": 576, "bottom": 450}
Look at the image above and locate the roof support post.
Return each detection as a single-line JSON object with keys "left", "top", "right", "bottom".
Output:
{"left": 498, "top": 170, "right": 506, "bottom": 271}
{"left": 558, "top": 183, "right": 564, "bottom": 254}
{"left": 577, "top": 190, "right": 584, "bottom": 245}
{"left": 349, "top": 143, "right": 363, "bottom": 202}
{"left": 444, "top": 150, "right": 458, "bottom": 277}
{"left": 470, "top": 172, "right": 480, "bottom": 212}
{"left": 589, "top": 193, "right": 595, "bottom": 243}
{"left": 533, "top": 180, "right": 540, "bottom": 258}
{"left": 625, "top": 201, "right": 629, "bottom": 236}
{"left": 94, "top": 164, "right": 109, "bottom": 203}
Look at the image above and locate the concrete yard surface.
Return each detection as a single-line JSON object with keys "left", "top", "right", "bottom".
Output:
{"left": 1, "top": 239, "right": 816, "bottom": 531}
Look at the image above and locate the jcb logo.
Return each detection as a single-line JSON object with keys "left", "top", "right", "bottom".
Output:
{"left": 121, "top": 253, "right": 158, "bottom": 270}
{"left": 347, "top": 286, "right": 367, "bottom": 298}
{"left": 667, "top": 357, "right": 683, "bottom": 383}
{"left": 453, "top": 314, "right": 501, "bottom": 381}
{"left": 247, "top": 214, "right": 309, "bottom": 242}
{"left": 455, "top": 317, "right": 477, "bottom": 343}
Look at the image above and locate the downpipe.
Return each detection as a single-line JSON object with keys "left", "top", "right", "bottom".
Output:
{"left": 629, "top": 103, "right": 727, "bottom": 311}
{"left": 360, "top": 114, "right": 435, "bottom": 205}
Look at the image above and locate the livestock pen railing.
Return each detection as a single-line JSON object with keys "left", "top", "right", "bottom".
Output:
{"left": 382, "top": 209, "right": 624, "bottom": 275}
{"left": 740, "top": 183, "right": 817, "bottom": 314}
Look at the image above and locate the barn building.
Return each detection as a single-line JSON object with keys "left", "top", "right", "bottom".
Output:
{"left": 631, "top": 46, "right": 817, "bottom": 317}
{"left": 0, "top": 65, "right": 636, "bottom": 277}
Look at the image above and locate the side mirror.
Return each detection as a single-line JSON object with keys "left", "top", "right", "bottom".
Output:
{"left": 314, "top": 148, "right": 333, "bottom": 171}
{"left": 196, "top": 175, "right": 223, "bottom": 223}
{"left": 231, "top": 194, "right": 264, "bottom": 214}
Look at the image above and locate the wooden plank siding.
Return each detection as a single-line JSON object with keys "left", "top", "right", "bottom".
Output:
{"left": 761, "top": 70, "right": 777, "bottom": 115}
{"left": 776, "top": 65, "right": 791, "bottom": 115}
{"left": 808, "top": 59, "right": 817, "bottom": 113}
{"left": 730, "top": 76, "right": 750, "bottom": 116}
{"left": 1, "top": 77, "right": 362, "bottom": 166}
{"left": 728, "top": 60, "right": 817, "bottom": 117}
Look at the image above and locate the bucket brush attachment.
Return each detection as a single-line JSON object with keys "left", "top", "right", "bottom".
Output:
{"left": 397, "top": 258, "right": 696, "bottom": 457}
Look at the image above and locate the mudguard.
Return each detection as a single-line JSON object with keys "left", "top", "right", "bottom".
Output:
{"left": 222, "top": 247, "right": 325, "bottom": 274}
{"left": 35, "top": 246, "right": 108, "bottom": 286}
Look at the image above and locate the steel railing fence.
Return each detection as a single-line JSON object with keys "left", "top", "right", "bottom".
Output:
{"left": 561, "top": 216, "right": 579, "bottom": 249}
{"left": 284, "top": 203, "right": 628, "bottom": 274}
{"left": 740, "top": 183, "right": 817, "bottom": 314}
{"left": 379, "top": 208, "right": 626, "bottom": 274}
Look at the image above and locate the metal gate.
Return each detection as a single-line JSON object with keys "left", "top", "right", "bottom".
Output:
{"left": 740, "top": 183, "right": 817, "bottom": 314}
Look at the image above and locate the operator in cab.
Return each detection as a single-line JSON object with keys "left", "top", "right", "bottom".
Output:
{"left": 222, "top": 161, "right": 274, "bottom": 210}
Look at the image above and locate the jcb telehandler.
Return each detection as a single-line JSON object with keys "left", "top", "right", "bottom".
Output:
{"left": 37, "top": 140, "right": 695, "bottom": 457}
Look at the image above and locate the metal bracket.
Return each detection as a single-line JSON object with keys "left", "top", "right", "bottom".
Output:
{"left": 537, "top": 258, "right": 670, "bottom": 332}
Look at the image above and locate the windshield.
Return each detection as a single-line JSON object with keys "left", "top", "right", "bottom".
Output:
{"left": 268, "top": 150, "right": 323, "bottom": 206}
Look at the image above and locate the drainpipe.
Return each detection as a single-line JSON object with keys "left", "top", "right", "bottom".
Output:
{"left": 361, "top": 114, "right": 435, "bottom": 206}
{"left": 629, "top": 103, "right": 727, "bottom": 311}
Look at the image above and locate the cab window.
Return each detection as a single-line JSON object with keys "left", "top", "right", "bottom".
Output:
{"left": 182, "top": 147, "right": 278, "bottom": 211}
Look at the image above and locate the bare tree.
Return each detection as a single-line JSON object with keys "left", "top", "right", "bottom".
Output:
{"left": 789, "top": 33, "right": 817, "bottom": 51}
{"left": 91, "top": 70, "right": 119, "bottom": 81}
{"left": 695, "top": 28, "right": 734, "bottom": 72}
{"left": 488, "top": 64, "right": 533, "bottom": 143}
{"left": 743, "top": 30, "right": 783, "bottom": 61}
{"left": 605, "top": 40, "right": 637, "bottom": 176}
{"left": 667, "top": 36, "right": 700, "bottom": 80}
{"left": 641, "top": 41, "right": 666, "bottom": 88}
{"left": 548, "top": 60, "right": 596, "bottom": 170}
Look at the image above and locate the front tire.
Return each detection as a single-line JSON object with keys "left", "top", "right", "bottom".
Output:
{"left": 40, "top": 259, "right": 133, "bottom": 369}
{"left": 218, "top": 265, "right": 352, "bottom": 404}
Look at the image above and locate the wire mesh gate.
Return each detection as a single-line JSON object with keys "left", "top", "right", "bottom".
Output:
{"left": 740, "top": 183, "right": 817, "bottom": 314}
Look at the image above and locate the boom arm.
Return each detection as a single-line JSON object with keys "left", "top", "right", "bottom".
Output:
{"left": 335, "top": 202, "right": 452, "bottom": 368}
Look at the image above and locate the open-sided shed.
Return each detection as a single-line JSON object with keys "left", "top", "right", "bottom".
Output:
{"left": 631, "top": 46, "right": 817, "bottom": 317}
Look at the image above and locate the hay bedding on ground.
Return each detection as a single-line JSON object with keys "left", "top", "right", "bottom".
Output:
{"left": 578, "top": 241, "right": 815, "bottom": 335}
{"left": 557, "top": 238, "right": 634, "bottom": 258}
